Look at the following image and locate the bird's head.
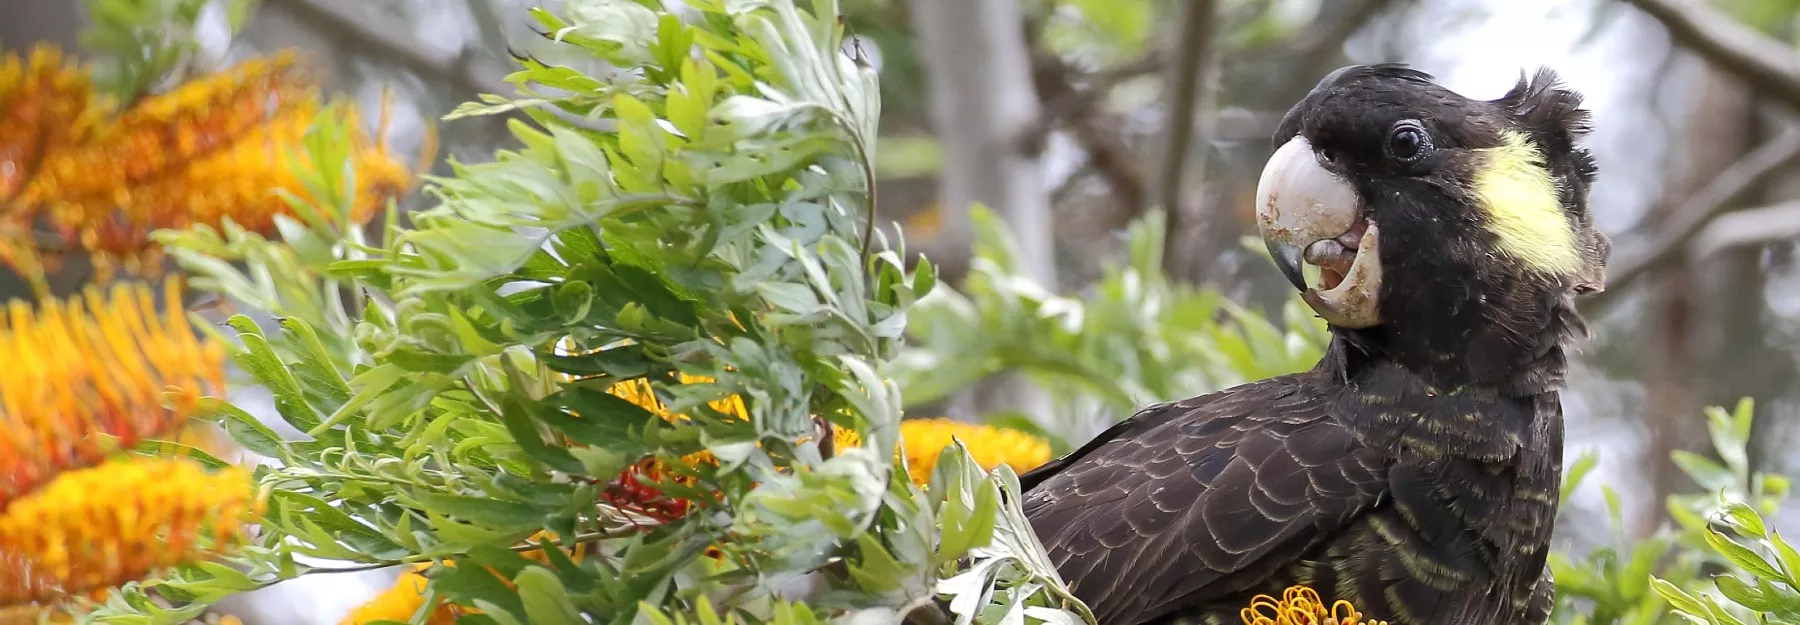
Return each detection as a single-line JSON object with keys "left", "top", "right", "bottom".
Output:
{"left": 1256, "top": 64, "right": 1609, "bottom": 386}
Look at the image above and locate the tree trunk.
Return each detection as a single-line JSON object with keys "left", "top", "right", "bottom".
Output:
{"left": 909, "top": 0, "right": 1055, "bottom": 422}
{"left": 1640, "top": 65, "right": 1752, "bottom": 536}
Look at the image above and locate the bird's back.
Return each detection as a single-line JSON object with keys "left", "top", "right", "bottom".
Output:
{"left": 1020, "top": 364, "right": 1564, "bottom": 625}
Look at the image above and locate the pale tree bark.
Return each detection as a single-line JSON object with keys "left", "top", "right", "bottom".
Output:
{"left": 1640, "top": 65, "right": 1753, "bottom": 537}
{"left": 1158, "top": 0, "right": 1221, "bottom": 282}
{"left": 907, "top": 0, "right": 1054, "bottom": 288}
{"left": 908, "top": 0, "right": 1055, "bottom": 422}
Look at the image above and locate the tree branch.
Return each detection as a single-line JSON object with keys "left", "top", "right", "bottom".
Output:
{"left": 267, "top": 0, "right": 511, "bottom": 97}
{"left": 1279, "top": 0, "right": 1404, "bottom": 65}
{"left": 1157, "top": 0, "right": 1221, "bottom": 280}
{"left": 1155, "top": 0, "right": 1220, "bottom": 216}
{"left": 1016, "top": 51, "right": 1164, "bottom": 148}
{"left": 1587, "top": 128, "right": 1800, "bottom": 308}
{"left": 1688, "top": 199, "right": 1800, "bottom": 260}
{"left": 1025, "top": 45, "right": 1150, "bottom": 224}
{"left": 1625, "top": 0, "right": 1800, "bottom": 113}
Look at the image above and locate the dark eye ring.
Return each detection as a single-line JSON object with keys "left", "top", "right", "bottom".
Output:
{"left": 1386, "top": 120, "right": 1430, "bottom": 162}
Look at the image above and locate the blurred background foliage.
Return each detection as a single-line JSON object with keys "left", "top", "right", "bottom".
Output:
{"left": 8, "top": 0, "right": 1800, "bottom": 622}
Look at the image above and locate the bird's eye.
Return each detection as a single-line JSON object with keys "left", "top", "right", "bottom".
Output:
{"left": 1386, "top": 120, "right": 1430, "bottom": 162}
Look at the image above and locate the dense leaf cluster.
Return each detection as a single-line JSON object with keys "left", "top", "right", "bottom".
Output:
{"left": 103, "top": 0, "right": 1086, "bottom": 623}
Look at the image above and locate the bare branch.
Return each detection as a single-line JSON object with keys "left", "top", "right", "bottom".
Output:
{"left": 1279, "top": 0, "right": 1404, "bottom": 70}
{"left": 1588, "top": 128, "right": 1800, "bottom": 307}
{"left": 268, "top": 0, "right": 511, "bottom": 97}
{"left": 1025, "top": 43, "right": 1150, "bottom": 224}
{"left": 1625, "top": 0, "right": 1800, "bottom": 113}
{"left": 1215, "top": 107, "right": 1284, "bottom": 141}
{"left": 1155, "top": 0, "right": 1220, "bottom": 216}
{"left": 1016, "top": 51, "right": 1164, "bottom": 148}
{"left": 1689, "top": 199, "right": 1800, "bottom": 260}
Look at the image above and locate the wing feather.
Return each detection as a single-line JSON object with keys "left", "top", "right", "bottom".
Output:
{"left": 1021, "top": 375, "right": 1389, "bottom": 624}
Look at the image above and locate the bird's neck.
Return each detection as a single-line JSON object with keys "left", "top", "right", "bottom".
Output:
{"left": 1342, "top": 251, "right": 1588, "bottom": 394}
{"left": 1314, "top": 282, "right": 1584, "bottom": 457}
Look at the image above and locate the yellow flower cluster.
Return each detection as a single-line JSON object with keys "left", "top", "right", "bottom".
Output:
{"left": 890, "top": 418, "right": 1051, "bottom": 484}
{"left": 0, "top": 279, "right": 225, "bottom": 507}
{"left": 340, "top": 532, "right": 582, "bottom": 625}
{"left": 337, "top": 563, "right": 456, "bottom": 625}
{"left": 0, "top": 45, "right": 413, "bottom": 286}
{"left": 0, "top": 457, "right": 256, "bottom": 606}
{"left": 596, "top": 371, "right": 1052, "bottom": 517}
{"left": 0, "top": 46, "right": 94, "bottom": 201}
{"left": 0, "top": 46, "right": 96, "bottom": 284}
{"left": 21, "top": 53, "right": 308, "bottom": 210}
{"left": 1240, "top": 586, "right": 1388, "bottom": 625}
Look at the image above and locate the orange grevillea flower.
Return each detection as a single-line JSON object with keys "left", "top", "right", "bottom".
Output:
{"left": 0, "top": 45, "right": 96, "bottom": 285}
{"left": 0, "top": 47, "right": 414, "bottom": 285}
{"left": 1240, "top": 586, "right": 1388, "bottom": 625}
{"left": 0, "top": 456, "right": 257, "bottom": 606}
{"left": 0, "top": 46, "right": 95, "bottom": 202}
{"left": 0, "top": 279, "right": 225, "bottom": 507}
{"left": 20, "top": 53, "right": 307, "bottom": 210}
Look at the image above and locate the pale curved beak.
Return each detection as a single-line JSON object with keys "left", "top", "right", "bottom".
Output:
{"left": 1254, "top": 136, "right": 1383, "bottom": 328}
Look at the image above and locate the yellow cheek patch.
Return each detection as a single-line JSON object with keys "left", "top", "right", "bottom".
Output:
{"left": 1471, "top": 131, "right": 1581, "bottom": 275}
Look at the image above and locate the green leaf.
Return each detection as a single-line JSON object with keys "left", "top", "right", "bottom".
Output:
{"left": 227, "top": 315, "right": 321, "bottom": 432}
{"left": 1719, "top": 501, "right": 1769, "bottom": 539}
{"left": 311, "top": 364, "right": 408, "bottom": 435}
{"left": 1562, "top": 448, "right": 1599, "bottom": 503}
{"left": 1705, "top": 528, "right": 1785, "bottom": 580}
{"left": 543, "top": 346, "right": 656, "bottom": 378}
{"left": 1652, "top": 577, "right": 1710, "bottom": 618}
{"left": 499, "top": 395, "right": 585, "bottom": 474}
{"left": 434, "top": 562, "right": 530, "bottom": 624}
{"left": 199, "top": 398, "right": 287, "bottom": 459}
{"left": 387, "top": 346, "right": 477, "bottom": 374}
{"left": 277, "top": 316, "right": 352, "bottom": 409}
{"left": 514, "top": 567, "right": 583, "bottom": 625}
{"left": 415, "top": 494, "right": 546, "bottom": 533}
{"left": 1713, "top": 574, "right": 1777, "bottom": 611}
{"left": 1673, "top": 450, "right": 1733, "bottom": 493}
{"left": 1772, "top": 531, "right": 1800, "bottom": 584}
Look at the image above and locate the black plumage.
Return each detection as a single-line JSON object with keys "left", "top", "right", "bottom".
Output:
{"left": 1020, "top": 65, "right": 1610, "bottom": 625}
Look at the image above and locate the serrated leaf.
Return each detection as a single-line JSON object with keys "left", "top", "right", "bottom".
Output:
{"left": 227, "top": 315, "right": 321, "bottom": 432}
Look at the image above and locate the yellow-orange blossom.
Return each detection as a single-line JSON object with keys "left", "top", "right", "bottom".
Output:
{"left": 0, "top": 279, "right": 224, "bottom": 507}
{"left": 1240, "top": 586, "right": 1388, "bottom": 625}
{"left": 0, "top": 457, "right": 257, "bottom": 605}
{"left": 0, "top": 45, "right": 411, "bottom": 286}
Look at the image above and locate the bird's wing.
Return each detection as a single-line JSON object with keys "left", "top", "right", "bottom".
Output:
{"left": 1021, "top": 376, "right": 1390, "bottom": 624}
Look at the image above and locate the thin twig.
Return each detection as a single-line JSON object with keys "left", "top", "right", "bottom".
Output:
{"left": 1025, "top": 45, "right": 1150, "bottom": 222}
{"left": 1625, "top": 0, "right": 1800, "bottom": 113}
{"left": 297, "top": 528, "right": 642, "bottom": 576}
{"left": 1279, "top": 0, "right": 1405, "bottom": 78}
{"left": 1015, "top": 51, "right": 1165, "bottom": 149}
{"left": 1587, "top": 128, "right": 1800, "bottom": 309}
